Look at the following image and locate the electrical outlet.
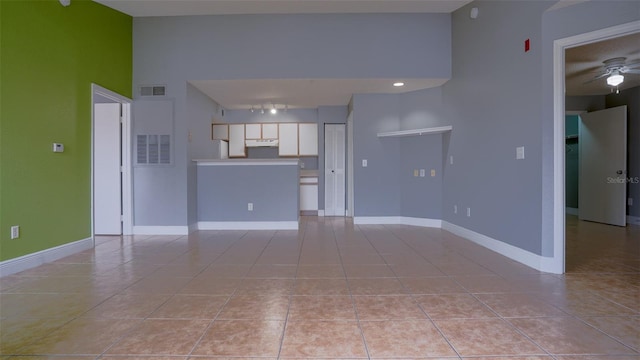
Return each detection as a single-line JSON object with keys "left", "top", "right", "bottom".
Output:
{"left": 362, "top": 159, "right": 368, "bottom": 167}
{"left": 430, "top": 169, "right": 435, "bottom": 177}
{"left": 454, "top": 205, "right": 457, "bottom": 214}
{"left": 467, "top": 207, "right": 471, "bottom": 217}
{"left": 248, "top": 203, "right": 253, "bottom": 211}
{"left": 516, "top": 146, "right": 525, "bottom": 160}
{"left": 10, "top": 225, "right": 19, "bottom": 239}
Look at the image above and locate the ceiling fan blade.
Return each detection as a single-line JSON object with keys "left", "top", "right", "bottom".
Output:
{"left": 623, "top": 69, "right": 640, "bottom": 74}
{"left": 623, "top": 61, "right": 640, "bottom": 68}
{"left": 583, "top": 72, "right": 609, "bottom": 84}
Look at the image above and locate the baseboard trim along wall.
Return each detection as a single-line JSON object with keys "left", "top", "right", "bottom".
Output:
{"left": 565, "top": 207, "right": 578, "bottom": 216}
{"left": 442, "top": 221, "right": 559, "bottom": 274}
{"left": 0, "top": 237, "right": 93, "bottom": 276}
{"left": 628, "top": 216, "right": 640, "bottom": 226}
{"left": 353, "top": 216, "right": 441, "bottom": 228}
{"left": 197, "top": 221, "right": 299, "bottom": 230}
{"left": 132, "top": 226, "right": 190, "bottom": 235}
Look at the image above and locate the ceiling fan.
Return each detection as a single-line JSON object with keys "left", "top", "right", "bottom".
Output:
{"left": 586, "top": 57, "right": 640, "bottom": 87}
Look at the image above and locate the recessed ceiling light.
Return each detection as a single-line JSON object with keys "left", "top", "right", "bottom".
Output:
{"left": 393, "top": 82, "right": 405, "bottom": 87}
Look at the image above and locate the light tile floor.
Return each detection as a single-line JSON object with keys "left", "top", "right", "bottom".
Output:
{"left": 1, "top": 216, "right": 638, "bottom": 359}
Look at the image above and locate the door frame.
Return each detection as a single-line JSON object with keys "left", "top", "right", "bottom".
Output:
{"left": 552, "top": 20, "right": 640, "bottom": 274}
{"left": 91, "top": 83, "right": 133, "bottom": 237}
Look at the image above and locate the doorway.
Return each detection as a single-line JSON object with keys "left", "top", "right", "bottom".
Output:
{"left": 324, "top": 124, "right": 346, "bottom": 216}
{"left": 91, "top": 84, "right": 133, "bottom": 237}
{"left": 552, "top": 21, "right": 640, "bottom": 273}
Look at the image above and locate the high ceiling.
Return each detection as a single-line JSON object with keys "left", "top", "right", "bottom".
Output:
{"left": 565, "top": 32, "right": 640, "bottom": 96}
{"left": 93, "top": 0, "right": 472, "bottom": 17}
{"left": 94, "top": 1, "right": 639, "bottom": 107}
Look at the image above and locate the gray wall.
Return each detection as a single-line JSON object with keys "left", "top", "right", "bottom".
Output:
{"left": 443, "top": 0, "right": 639, "bottom": 256}
{"left": 353, "top": 94, "right": 402, "bottom": 216}
{"left": 400, "top": 136, "right": 443, "bottom": 219}
{"left": 539, "top": 0, "right": 640, "bottom": 255}
{"left": 186, "top": 84, "right": 222, "bottom": 226}
{"left": 132, "top": 13, "right": 451, "bottom": 226}
{"left": 197, "top": 164, "right": 299, "bottom": 221}
{"left": 566, "top": 95, "right": 606, "bottom": 112}
{"left": 606, "top": 86, "right": 640, "bottom": 218}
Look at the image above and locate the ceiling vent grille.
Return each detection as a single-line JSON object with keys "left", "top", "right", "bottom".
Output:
{"left": 140, "top": 85, "right": 166, "bottom": 97}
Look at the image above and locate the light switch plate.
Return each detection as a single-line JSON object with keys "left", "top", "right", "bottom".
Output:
{"left": 362, "top": 159, "right": 367, "bottom": 167}
{"left": 430, "top": 169, "right": 435, "bottom": 177}
{"left": 413, "top": 169, "right": 419, "bottom": 177}
{"left": 516, "top": 146, "right": 525, "bottom": 160}
{"left": 53, "top": 143, "right": 64, "bottom": 153}
{"left": 420, "top": 169, "right": 426, "bottom": 177}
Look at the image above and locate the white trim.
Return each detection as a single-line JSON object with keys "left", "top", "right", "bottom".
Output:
{"left": 318, "top": 210, "right": 325, "bottom": 217}
{"left": 552, "top": 20, "right": 640, "bottom": 275}
{"left": 566, "top": 207, "right": 579, "bottom": 215}
{"left": 627, "top": 216, "right": 640, "bottom": 226}
{"left": 0, "top": 238, "right": 93, "bottom": 277}
{"left": 354, "top": 216, "right": 402, "bottom": 225}
{"left": 132, "top": 226, "right": 189, "bottom": 235}
{"left": 188, "top": 223, "right": 199, "bottom": 233}
{"left": 401, "top": 217, "right": 442, "bottom": 228}
{"left": 377, "top": 125, "right": 452, "bottom": 138}
{"left": 442, "top": 222, "right": 560, "bottom": 274}
{"left": 197, "top": 221, "right": 299, "bottom": 230}
{"left": 353, "top": 216, "right": 441, "bottom": 228}
{"left": 91, "top": 84, "right": 133, "bottom": 236}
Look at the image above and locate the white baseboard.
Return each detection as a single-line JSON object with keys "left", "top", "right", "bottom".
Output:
{"left": 401, "top": 217, "right": 442, "bottom": 228}
{"left": 198, "top": 221, "right": 299, "bottom": 230}
{"left": 441, "top": 221, "right": 561, "bottom": 274}
{"left": 188, "top": 223, "right": 199, "bottom": 233}
{"left": 354, "top": 216, "right": 402, "bottom": 225}
{"left": 627, "top": 216, "right": 640, "bottom": 226}
{"left": 132, "top": 226, "right": 189, "bottom": 235}
{"left": 565, "top": 207, "right": 579, "bottom": 215}
{"left": 0, "top": 237, "right": 93, "bottom": 277}
{"left": 353, "top": 216, "right": 441, "bottom": 228}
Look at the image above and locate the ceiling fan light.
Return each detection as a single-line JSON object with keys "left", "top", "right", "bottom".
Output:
{"left": 607, "top": 73, "right": 624, "bottom": 86}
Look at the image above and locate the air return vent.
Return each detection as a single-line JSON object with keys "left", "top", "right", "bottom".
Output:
{"left": 140, "top": 85, "right": 166, "bottom": 97}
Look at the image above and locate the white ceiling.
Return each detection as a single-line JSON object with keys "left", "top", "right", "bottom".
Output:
{"left": 93, "top": 0, "right": 472, "bottom": 17}
{"left": 565, "top": 32, "right": 640, "bottom": 96}
{"left": 190, "top": 78, "right": 448, "bottom": 110}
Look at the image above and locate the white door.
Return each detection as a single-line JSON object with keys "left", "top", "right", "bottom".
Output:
{"left": 579, "top": 105, "right": 627, "bottom": 227}
{"left": 94, "top": 103, "right": 122, "bottom": 235}
{"left": 325, "top": 124, "right": 346, "bottom": 216}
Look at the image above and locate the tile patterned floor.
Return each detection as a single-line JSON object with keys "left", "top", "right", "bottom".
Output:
{"left": 1, "top": 216, "right": 638, "bottom": 359}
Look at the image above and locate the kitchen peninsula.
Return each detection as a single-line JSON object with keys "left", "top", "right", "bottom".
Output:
{"left": 194, "top": 158, "right": 300, "bottom": 230}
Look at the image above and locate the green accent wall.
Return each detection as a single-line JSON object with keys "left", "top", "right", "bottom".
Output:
{"left": 0, "top": 0, "right": 132, "bottom": 261}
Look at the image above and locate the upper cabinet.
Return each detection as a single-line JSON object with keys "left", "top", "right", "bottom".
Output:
{"left": 212, "top": 124, "right": 229, "bottom": 140}
{"left": 262, "top": 123, "right": 278, "bottom": 139}
{"left": 228, "top": 124, "right": 246, "bottom": 157}
{"left": 298, "top": 123, "right": 318, "bottom": 156}
{"left": 278, "top": 123, "right": 299, "bottom": 157}
{"left": 245, "top": 123, "right": 261, "bottom": 139}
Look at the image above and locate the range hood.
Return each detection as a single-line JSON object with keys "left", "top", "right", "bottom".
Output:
{"left": 245, "top": 139, "right": 279, "bottom": 147}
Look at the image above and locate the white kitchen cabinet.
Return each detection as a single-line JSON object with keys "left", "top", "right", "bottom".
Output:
{"left": 262, "top": 123, "right": 278, "bottom": 139}
{"left": 245, "top": 123, "right": 261, "bottom": 139}
{"left": 300, "top": 177, "right": 318, "bottom": 211}
{"left": 212, "top": 124, "right": 229, "bottom": 140}
{"left": 298, "top": 123, "right": 318, "bottom": 156}
{"left": 278, "top": 123, "right": 298, "bottom": 156}
{"left": 228, "top": 124, "right": 246, "bottom": 157}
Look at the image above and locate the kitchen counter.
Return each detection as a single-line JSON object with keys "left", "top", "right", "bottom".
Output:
{"left": 193, "top": 158, "right": 299, "bottom": 166}
{"left": 194, "top": 158, "right": 299, "bottom": 229}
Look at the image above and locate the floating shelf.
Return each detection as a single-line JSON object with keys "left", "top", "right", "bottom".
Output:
{"left": 377, "top": 125, "right": 453, "bottom": 138}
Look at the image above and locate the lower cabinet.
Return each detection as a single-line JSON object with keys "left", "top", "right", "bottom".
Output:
{"left": 300, "top": 177, "right": 318, "bottom": 212}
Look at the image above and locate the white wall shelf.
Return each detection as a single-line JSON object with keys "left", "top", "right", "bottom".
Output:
{"left": 377, "top": 125, "right": 452, "bottom": 138}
